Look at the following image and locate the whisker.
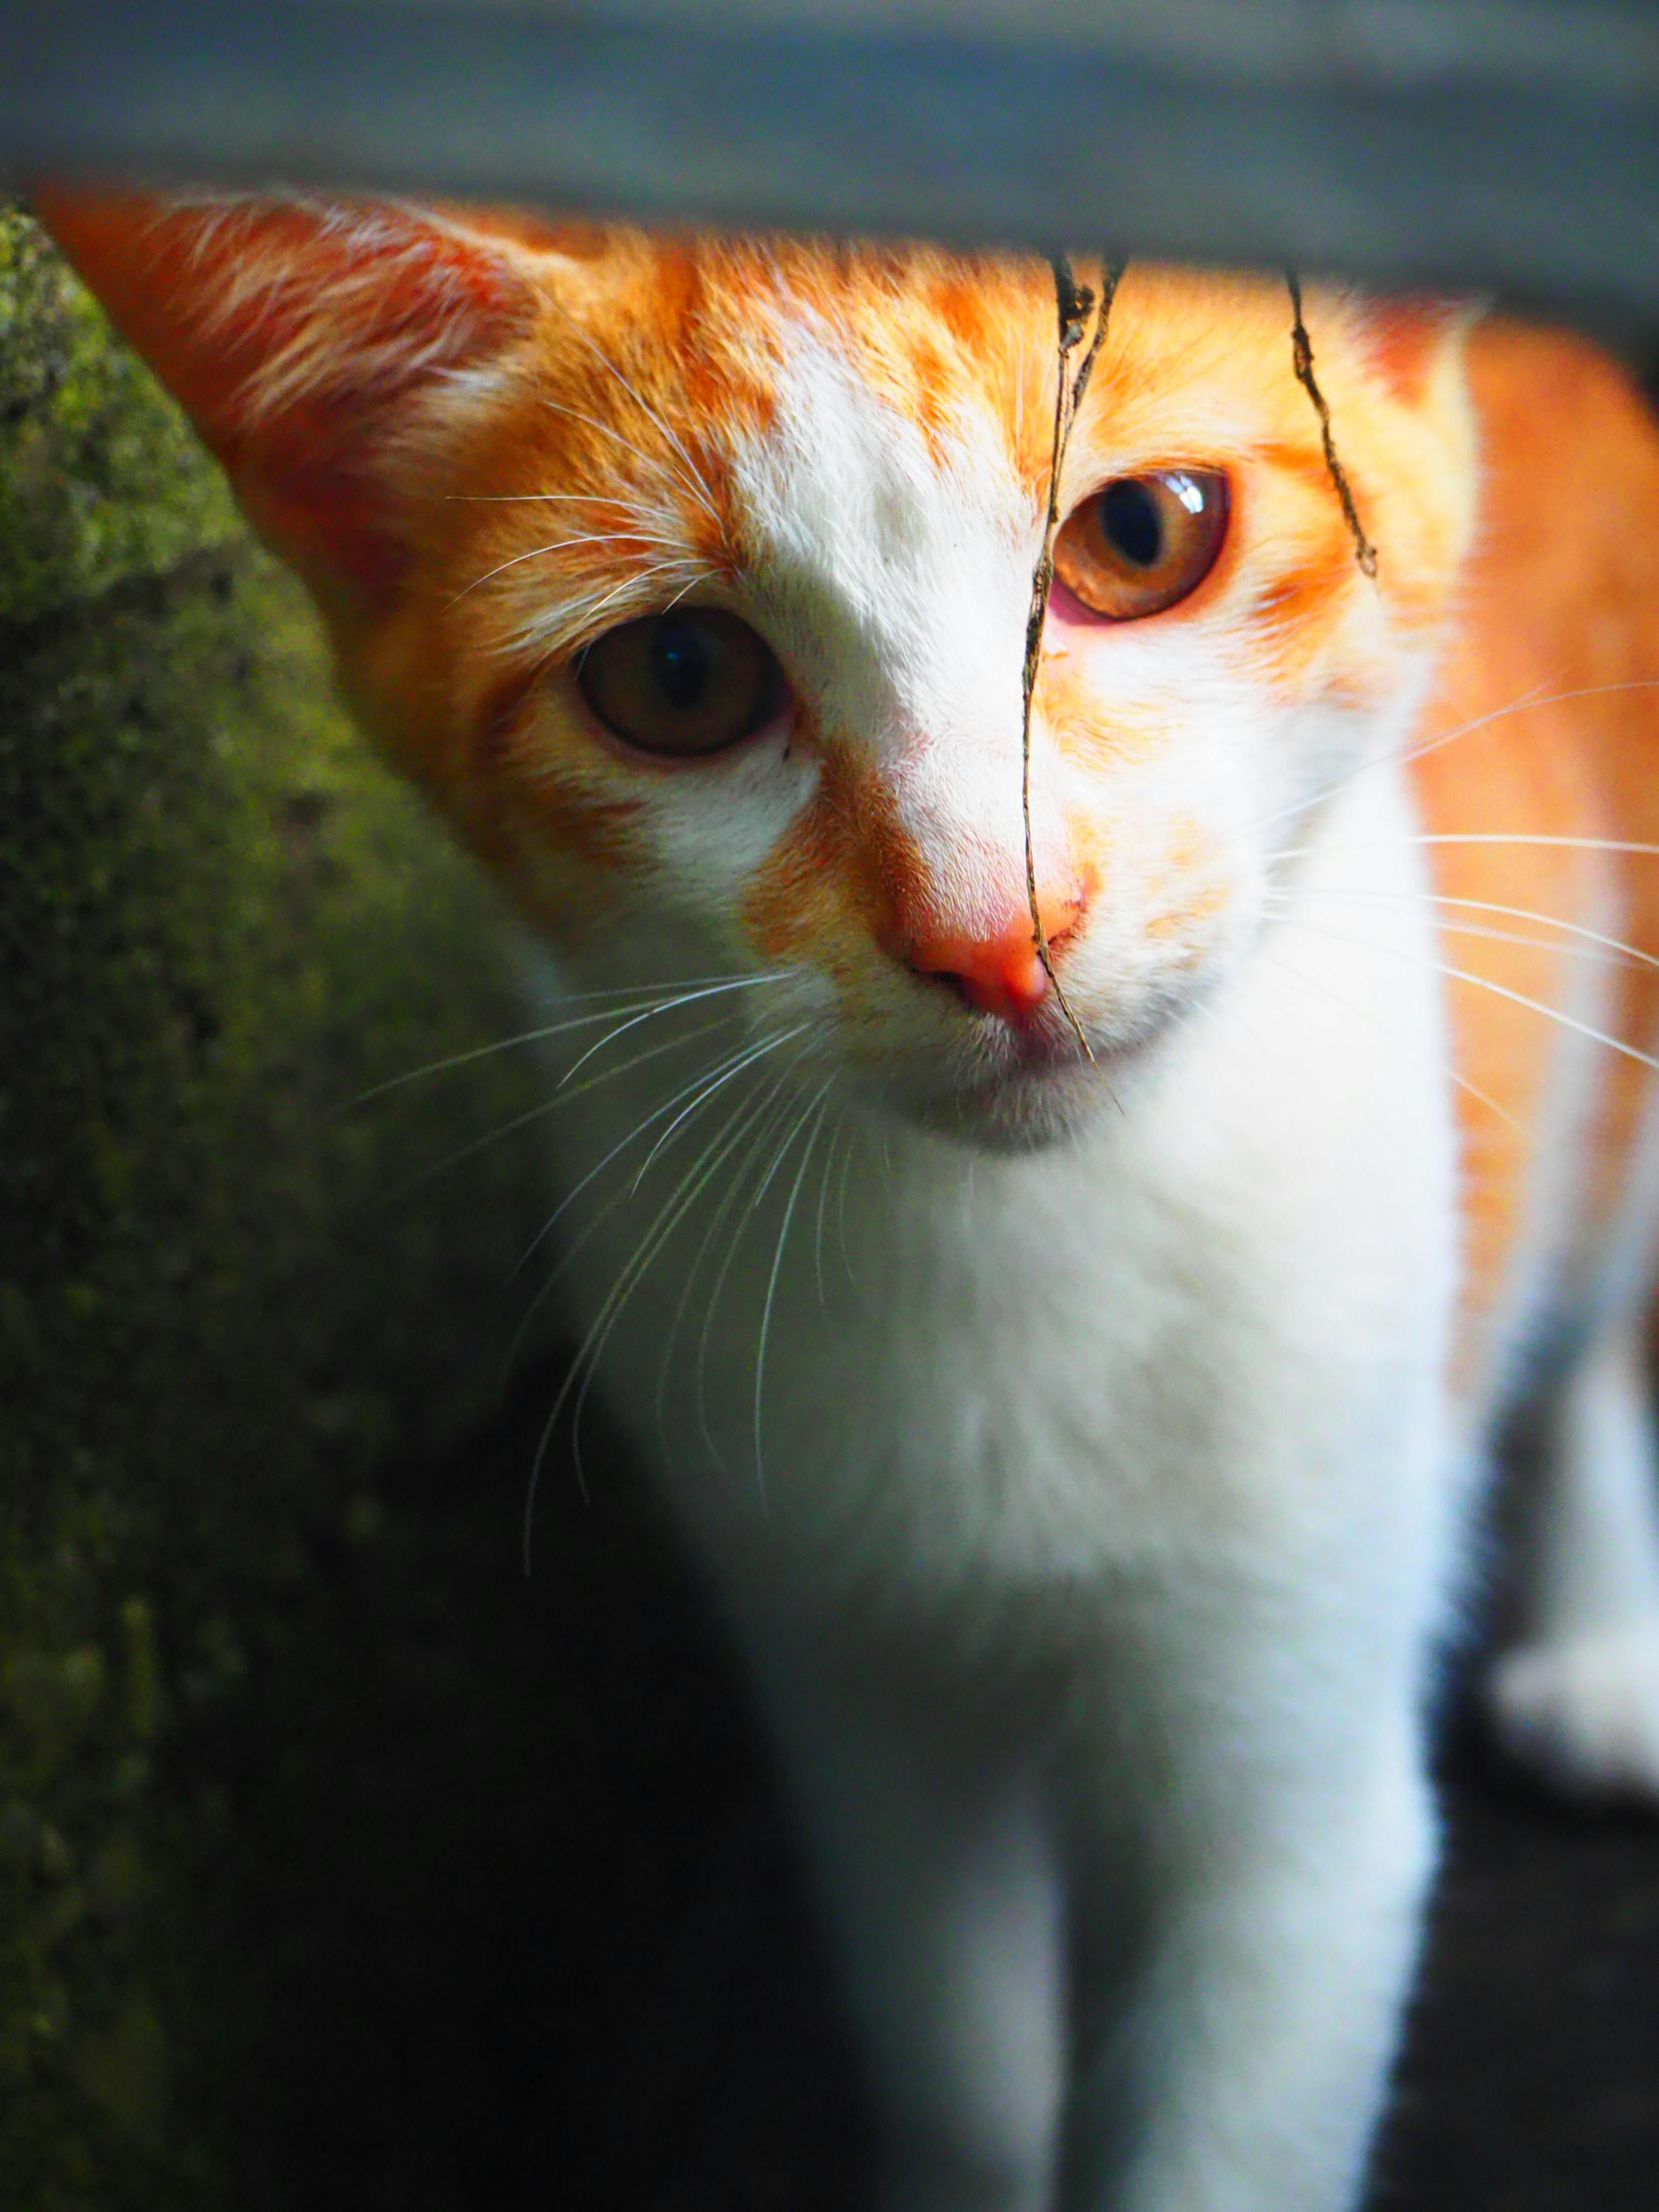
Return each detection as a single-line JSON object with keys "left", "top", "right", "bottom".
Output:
{"left": 1253, "top": 678, "right": 1659, "bottom": 841}
{"left": 512, "top": 1022, "right": 805, "bottom": 1282}
{"left": 1255, "top": 942, "right": 1525, "bottom": 1132}
{"left": 520, "top": 1039, "right": 802, "bottom": 1560}
{"left": 568, "top": 1050, "right": 811, "bottom": 1498}
{"left": 337, "top": 974, "right": 778, "bottom": 1113}
{"left": 381, "top": 1013, "right": 741, "bottom": 1214}
{"left": 1270, "top": 912, "right": 1659, "bottom": 1077}
{"left": 812, "top": 1109, "right": 846, "bottom": 1314}
{"left": 555, "top": 560, "right": 708, "bottom": 641}
{"left": 696, "top": 1053, "right": 820, "bottom": 1464}
{"left": 654, "top": 1066, "right": 810, "bottom": 1459}
{"left": 1416, "top": 834, "right": 1659, "bottom": 857}
{"left": 835, "top": 1110, "right": 861, "bottom": 1293}
{"left": 1269, "top": 833, "right": 1659, "bottom": 866}
{"left": 567, "top": 1071, "right": 788, "bottom": 1501}
{"left": 556, "top": 972, "right": 789, "bottom": 1089}
{"left": 661, "top": 570, "right": 712, "bottom": 614}
{"left": 1265, "top": 891, "right": 1659, "bottom": 973}
{"left": 502, "top": 1030, "right": 796, "bottom": 1393}
{"left": 537, "top": 397, "right": 722, "bottom": 528}
{"left": 1252, "top": 680, "right": 1552, "bottom": 837}
{"left": 1268, "top": 885, "right": 1659, "bottom": 976}
{"left": 445, "top": 492, "right": 664, "bottom": 509}
{"left": 629, "top": 1018, "right": 806, "bottom": 1189}
{"left": 447, "top": 530, "right": 686, "bottom": 607}
{"left": 750, "top": 1081, "right": 816, "bottom": 1210}
{"left": 753, "top": 1083, "right": 836, "bottom": 1504}
{"left": 545, "top": 305, "right": 727, "bottom": 529}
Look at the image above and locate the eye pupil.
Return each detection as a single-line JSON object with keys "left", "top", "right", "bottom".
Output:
{"left": 651, "top": 618, "right": 709, "bottom": 710}
{"left": 1101, "top": 480, "right": 1163, "bottom": 568}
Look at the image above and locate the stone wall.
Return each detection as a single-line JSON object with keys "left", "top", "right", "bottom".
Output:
{"left": 0, "top": 204, "right": 562, "bottom": 2206}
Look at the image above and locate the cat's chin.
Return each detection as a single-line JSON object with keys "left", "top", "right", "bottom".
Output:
{"left": 892, "top": 1055, "right": 1120, "bottom": 1155}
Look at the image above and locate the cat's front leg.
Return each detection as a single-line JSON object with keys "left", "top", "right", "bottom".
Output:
{"left": 1059, "top": 1672, "right": 1435, "bottom": 2212}
{"left": 748, "top": 1653, "right": 1068, "bottom": 2212}
{"left": 1487, "top": 1315, "right": 1659, "bottom": 1799}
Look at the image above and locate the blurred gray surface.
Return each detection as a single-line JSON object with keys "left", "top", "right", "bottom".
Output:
{"left": 3, "top": 1, "right": 1659, "bottom": 340}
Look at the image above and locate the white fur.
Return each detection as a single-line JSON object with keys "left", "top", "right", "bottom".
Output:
{"left": 535, "top": 759, "right": 1460, "bottom": 2212}
{"left": 513, "top": 316, "right": 1659, "bottom": 2208}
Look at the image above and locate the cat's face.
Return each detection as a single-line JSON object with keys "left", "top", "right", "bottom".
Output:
{"left": 38, "top": 195, "right": 1478, "bottom": 1147}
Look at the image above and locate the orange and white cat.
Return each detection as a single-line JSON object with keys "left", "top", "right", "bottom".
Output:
{"left": 35, "top": 187, "right": 1659, "bottom": 2212}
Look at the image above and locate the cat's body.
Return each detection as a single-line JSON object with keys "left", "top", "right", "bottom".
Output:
{"left": 554, "top": 752, "right": 1456, "bottom": 2210}
{"left": 34, "top": 189, "right": 1659, "bottom": 2210}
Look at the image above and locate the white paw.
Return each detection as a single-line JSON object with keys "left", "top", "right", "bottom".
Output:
{"left": 1487, "top": 1624, "right": 1659, "bottom": 1803}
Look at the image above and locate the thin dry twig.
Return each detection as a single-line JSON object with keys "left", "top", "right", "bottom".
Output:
{"left": 1021, "top": 254, "right": 1124, "bottom": 1063}
{"left": 1286, "top": 269, "right": 1378, "bottom": 579}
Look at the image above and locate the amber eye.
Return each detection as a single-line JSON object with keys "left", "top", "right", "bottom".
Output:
{"left": 576, "top": 609, "right": 786, "bottom": 758}
{"left": 1053, "top": 470, "right": 1229, "bottom": 621}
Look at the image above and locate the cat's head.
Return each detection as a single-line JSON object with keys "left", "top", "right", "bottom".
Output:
{"left": 36, "top": 189, "right": 1477, "bottom": 1148}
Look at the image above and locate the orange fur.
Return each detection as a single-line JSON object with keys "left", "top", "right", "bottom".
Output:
{"left": 1412, "top": 324, "right": 1659, "bottom": 1385}
{"left": 32, "top": 186, "right": 1659, "bottom": 1405}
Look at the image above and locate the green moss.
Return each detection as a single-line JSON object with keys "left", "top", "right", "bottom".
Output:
{"left": 0, "top": 207, "right": 242, "bottom": 624}
{"left": 0, "top": 207, "right": 562, "bottom": 2208}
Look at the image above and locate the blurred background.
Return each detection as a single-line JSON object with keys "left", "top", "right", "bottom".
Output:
{"left": 2, "top": 5, "right": 1659, "bottom": 2205}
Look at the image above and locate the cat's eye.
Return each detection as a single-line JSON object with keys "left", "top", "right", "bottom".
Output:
{"left": 576, "top": 609, "right": 786, "bottom": 758}
{"left": 1053, "top": 470, "right": 1230, "bottom": 621}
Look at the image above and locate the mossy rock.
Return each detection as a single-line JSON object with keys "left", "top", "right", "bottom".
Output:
{"left": 0, "top": 206, "right": 243, "bottom": 624}
{"left": 0, "top": 206, "right": 566, "bottom": 2206}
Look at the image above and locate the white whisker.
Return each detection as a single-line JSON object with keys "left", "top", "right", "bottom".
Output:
{"left": 753, "top": 1083, "right": 836, "bottom": 1505}
{"left": 537, "top": 397, "right": 722, "bottom": 529}
{"left": 445, "top": 492, "right": 661, "bottom": 509}
{"left": 1267, "top": 885, "right": 1659, "bottom": 976}
{"left": 1266, "top": 891, "right": 1659, "bottom": 973}
{"left": 339, "top": 972, "right": 782, "bottom": 1113}
{"left": 372, "top": 1016, "right": 727, "bottom": 1211}
{"left": 812, "top": 1109, "right": 846, "bottom": 1314}
{"left": 556, "top": 560, "right": 710, "bottom": 641}
{"left": 630, "top": 1020, "right": 809, "bottom": 1189}
{"left": 520, "top": 1035, "right": 802, "bottom": 1560}
{"left": 447, "top": 530, "right": 686, "bottom": 607}
{"left": 502, "top": 1031, "right": 793, "bottom": 1390}
{"left": 566, "top": 1070, "right": 790, "bottom": 1500}
{"left": 1255, "top": 943, "right": 1524, "bottom": 1132}
{"left": 1270, "top": 833, "right": 1659, "bottom": 867}
{"left": 696, "top": 1054, "right": 820, "bottom": 1463}
{"left": 546, "top": 304, "right": 727, "bottom": 530}
{"left": 1253, "top": 678, "right": 1659, "bottom": 841}
{"left": 836, "top": 1111, "right": 862, "bottom": 1295}
{"left": 1270, "top": 912, "right": 1659, "bottom": 1077}
{"left": 654, "top": 1067, "right": 809, "bottom": 1459}
{"left": 556, "top": 973, "right": 787, "bottom": 1089}
{"left": 513, "top": 1022, "right": 798, "bottom": 1282}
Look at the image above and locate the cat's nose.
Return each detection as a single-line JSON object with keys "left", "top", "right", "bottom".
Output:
{"left": 906, "top": 892, "right": 1083, "bottom": 1024}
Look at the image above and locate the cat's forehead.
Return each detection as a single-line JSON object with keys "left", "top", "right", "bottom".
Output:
{"left": 727, "top": 311, "right": 1038, "bottom": 755}
{"left": 460, "top": 238, "right": 1466, "bottom": 706}
{"left": 733, "top": 307, "right": 1035, "bottom": 599}
{"left": 517, "top": 239, "right": 1330, "bottom": 564}
{"left": 609, "top": 242, "right": 1303, "bottom": 482}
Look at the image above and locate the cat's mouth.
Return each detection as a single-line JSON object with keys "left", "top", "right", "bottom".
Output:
{"left": 877, "top": 1015, "right": 1127, "bottom": 1151}
{"left": 902, "top": 963, "right": 1217, "bottom": 1147}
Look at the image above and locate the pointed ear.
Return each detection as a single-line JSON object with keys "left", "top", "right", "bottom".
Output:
{"left": 29, "top": 184, "right": 536, "bottom": 609}
{"left": 1355, "top": 294, "right": 1480, "bottom": 405}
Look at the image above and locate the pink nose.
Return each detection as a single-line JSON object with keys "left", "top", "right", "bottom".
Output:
{"left": 907, "top": 893, "right": 1083, "bottom": 1024}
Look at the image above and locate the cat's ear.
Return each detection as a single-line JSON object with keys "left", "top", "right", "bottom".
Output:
{"left": 1355, "top": 296, "right": 1480, "bottom": 404}
{"left": 29, "top": 185, "right": 537, "bottom": 610}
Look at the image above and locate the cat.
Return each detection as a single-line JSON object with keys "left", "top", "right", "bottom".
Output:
{"left": 33, "top": 184, "right": 1659, "bottom": 2212}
